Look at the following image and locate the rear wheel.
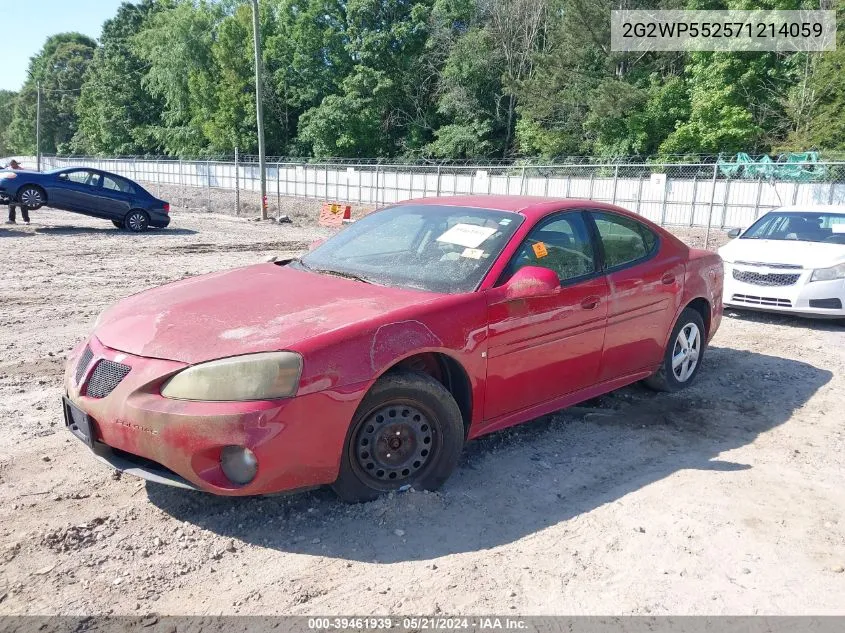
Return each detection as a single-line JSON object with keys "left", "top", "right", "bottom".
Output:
{"left": 644, "top": 308, "right": 706, "bottom": 392}
{"left": 332, "top": 370, "right": 464, "bottom": 503}
{"left": 124, "top": 210, "right": 150, "bottom": 233}
{"left": 18, "top": 185, "right": 45, "bottom": 210}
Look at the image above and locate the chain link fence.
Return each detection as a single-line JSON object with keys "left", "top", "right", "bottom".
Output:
{"left": 36, "top": 154, "right": 845, "bottom": 231}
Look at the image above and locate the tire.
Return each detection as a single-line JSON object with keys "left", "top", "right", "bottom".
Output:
{"left": 18, "top": 185, "right": 45, "bottom": 210}
{"left": 332, "top": 370, "right": 464, "bottom": 503}
{"left": 112, "top": 220, "right": 123, "bottom": 229}
{"left": 124, "top": 210, "right": 150, "bottom": 233}
{"left": 644, "top": 307, "right": 707, "bottom": 392}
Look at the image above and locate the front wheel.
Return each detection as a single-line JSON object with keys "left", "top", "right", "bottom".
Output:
{"left": 332, "top": 370, "right": 464, "bottom": 503}
{"left": 18, "top": 185, "right": 45, "bottom": 210}
{"left": 124, "top": 210, "right": 150, "bottom": 233}
{"left": 644, "top": 308, "right": 706, "bottom": 392}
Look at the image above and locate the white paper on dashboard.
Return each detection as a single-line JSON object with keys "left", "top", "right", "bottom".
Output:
{"left": 437, "top": 224, "right": 498, "bottom": 248}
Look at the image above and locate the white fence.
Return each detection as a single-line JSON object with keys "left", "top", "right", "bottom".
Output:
{"left": 38, "top": 155, "right": 845, "bottom": 229}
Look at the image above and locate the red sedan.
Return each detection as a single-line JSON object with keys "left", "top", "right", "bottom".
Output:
{"left": 63, "top": 196, "right": 723, "bottom": 502}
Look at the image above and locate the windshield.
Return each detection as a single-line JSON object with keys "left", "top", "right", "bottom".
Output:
{"left": 742, "top": 211, "right": 845, "bottom": 244}
{"left": 294, "top": 204, "right": 523, "bottom": 293}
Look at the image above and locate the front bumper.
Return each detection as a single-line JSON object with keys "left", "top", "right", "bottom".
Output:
{"left": 64, "top": 336, "right": 363, "bottom": 495}
{"left": 723, "top": 263, "right": 845, "bottom": 318}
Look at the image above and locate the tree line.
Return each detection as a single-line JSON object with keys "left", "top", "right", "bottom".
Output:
{"left": 1, "top": 0, "right": 843, "bottom": 162}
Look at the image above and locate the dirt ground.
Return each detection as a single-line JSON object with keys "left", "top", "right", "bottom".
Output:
{"left": 0, "top": 203, "right": 843, "bottom": 616}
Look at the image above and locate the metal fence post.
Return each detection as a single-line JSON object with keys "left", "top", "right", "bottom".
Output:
{"left": 689, "top": 174, "right": 698, "bottom": 227}
{"left": 206, "top": 159, "right": 212, "bottom": 213}
{"left": 436, "top": 165, "right": 441, "bottom": 197}
{"left": 705, "top": 163, "right": 719, "bottom": 250}
{"left": 753, "top": 175, "right": 763, "bottom": 219}
{"left": 720, "top": 178, "right": 732, "bottom": 228}
{"left": 276, "top": 163, "right": 281, "bottom": 215}
{"left": 636, "top": 173, "right": 644, "bottom": 213}
{"left": 588, "top": 170, "right": 595, "bottom": 200}
{"left": 660, "top": 173, "right": 669, "bottom": 225}
{"left": 234, "top": 148, "right": 240, "bottom": 216}
{"left": 519, "top": 165, "right": 527, "bottom": 195}
{"left": 611, "top": 164, "right": 619, "bottom": 204}
{"left": 792, "top": 181, "right": 799, "bottom": 205}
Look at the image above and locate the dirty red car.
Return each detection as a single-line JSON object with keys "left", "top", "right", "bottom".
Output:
{"left": 63, "top": 196, "right": 723, "bottom": 502}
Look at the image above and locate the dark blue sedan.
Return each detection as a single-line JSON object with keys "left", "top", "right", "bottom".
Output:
{"left": 0, "top": 167, "right": 170, "bottom": 232}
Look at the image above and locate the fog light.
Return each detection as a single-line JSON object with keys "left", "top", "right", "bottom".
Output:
{"left": 220, "top": 446, "right": 258, "bottom": 485}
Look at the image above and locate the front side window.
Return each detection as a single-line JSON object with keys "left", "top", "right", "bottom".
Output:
{"left": 591, "top": 212, "right": 658, "bottom": 269}
{"left": 295, "top": 205, "right": 523, "bottom": 293}
{"left": 502, "top": 212, "right": 596, "bottom": 284}
{"left": 60, "top": 170, "right": 101, "bottom": 187}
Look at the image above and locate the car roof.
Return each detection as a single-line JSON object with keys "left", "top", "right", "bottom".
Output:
{"left": 770, "top": 205, "right": 845, "bottom": 214}
{"left": 402, "top": 195, "right": 642, "bottom": 222}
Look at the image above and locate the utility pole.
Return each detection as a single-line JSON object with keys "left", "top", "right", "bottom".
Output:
{"left": 250, "top": 0, "right": 268, "bottom": 219}
{"left": 36, "top": 82, "right": 42, "bottom": 172}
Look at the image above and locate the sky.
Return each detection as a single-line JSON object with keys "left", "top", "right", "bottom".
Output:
{"left": 0, "top": 0, "right": 127, "bottom": 92}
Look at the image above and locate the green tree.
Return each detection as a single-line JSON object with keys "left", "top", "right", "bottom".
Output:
{"left": 298, "top": 0, "right": 435, "bottom": 157}
{"left": 5, "top": 33, "right": 97, "bottom": 155}
{"left": 73, "top": 0, "right": 168, "bottom": 155}
{"left": 0, "top": 90, "right": 17, "bottom": 156}
{"left": 134, "top": 0, "right": 222, "bottom": 155}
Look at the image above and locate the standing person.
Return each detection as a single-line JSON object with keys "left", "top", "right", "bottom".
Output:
{"left": 5, "top": 160, "right": 30, "bottom": 225}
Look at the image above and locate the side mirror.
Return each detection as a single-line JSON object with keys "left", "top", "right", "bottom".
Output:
{"left": 727, "top": 227, "right": 742, "bottom": 239}
{"left": 502, "top": 266, "right": 560, "bottom": 301}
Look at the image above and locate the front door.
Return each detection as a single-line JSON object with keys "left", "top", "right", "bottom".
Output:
{"left": 485, "top": 211, "right": 609, "bottom": 421}
{"left": 49, "top": 170, "right": 103, "bottom": 213}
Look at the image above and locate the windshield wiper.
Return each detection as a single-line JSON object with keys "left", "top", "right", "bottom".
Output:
{"left": 315, "top": 269, "right": 376, "bottom": 284}
{"left": 294, "top": 258, "right": 377, "bottom": 284}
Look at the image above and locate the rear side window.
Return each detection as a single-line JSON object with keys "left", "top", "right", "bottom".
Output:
{"left": 591, "top": 212, "right": 658, "bottom": 269}
{"left": 103, "top": 176, "right": 136, "bottom": 195}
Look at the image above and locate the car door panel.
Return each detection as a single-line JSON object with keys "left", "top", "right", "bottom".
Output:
{"left": 485, "top": 277, "right": 609, "bottom": 420}
{"left": 589, "top": 211, "right": 684, "bottom": 381}
{"left": 49, "top": 170, "right": 101, "bottom": 214}
{"left": 483, "top": 211, "right": 609, "bottom": 422}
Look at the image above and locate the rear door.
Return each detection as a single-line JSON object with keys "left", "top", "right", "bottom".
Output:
{"left": 99, "top": 174, "right": 136, "bottom": 220}
{"left": 588, "top": 211, "right": 683, "bottom": 381}
{"left": 484, "top": 211, "right": 609, "bottom": 420}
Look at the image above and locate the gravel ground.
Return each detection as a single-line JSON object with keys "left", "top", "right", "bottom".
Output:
{"left": 0, "top": 202, "right": 842, "bottom": 616}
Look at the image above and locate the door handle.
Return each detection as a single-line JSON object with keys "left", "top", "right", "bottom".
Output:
{"left": 581, "top": 296, "right": 601, "bottom": 310}
{"left": 661, "top": 273, "right": 676, "bottom": 285}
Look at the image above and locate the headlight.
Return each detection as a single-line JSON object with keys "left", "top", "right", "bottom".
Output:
{"left": 161, "top": 351, "right": 302, "bottom": 401}
{"left": 810, "top": 263, "right": 845, "bottom": 282}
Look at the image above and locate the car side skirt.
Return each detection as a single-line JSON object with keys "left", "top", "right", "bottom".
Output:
{"left": 469, "top": 368, "right": 656, "bottom": 440}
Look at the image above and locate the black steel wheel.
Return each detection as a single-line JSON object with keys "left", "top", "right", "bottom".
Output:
{"left": 352, "top": 403, "right": 438, "bottom": 486}
{"left": 333, "top": 370, "right": 464, "bottom": 503}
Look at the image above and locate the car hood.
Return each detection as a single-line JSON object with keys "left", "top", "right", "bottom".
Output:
{"left": 94, "top": 263, "right": 439, "bottom": 364}
{"left": 719, "top": 239, "right": 845, "bottom": 269}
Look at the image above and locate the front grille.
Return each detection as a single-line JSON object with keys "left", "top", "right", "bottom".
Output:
{"left": 85, "top": 360, "right": 131, "bottom": 399}
{"left": 75, "top": 346, "right": 93, "bottom": 384}
{"left": 734, "top": 260, "right": 802, "bottom": 270}
{"left": 732, "top": 294, "right": 793, "bottom": 308}
{"left": 732, "top": 269, "right": 800, "bottom": 287}
{"left": 809, "top": 298, "right": 843, "bottom": 310}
